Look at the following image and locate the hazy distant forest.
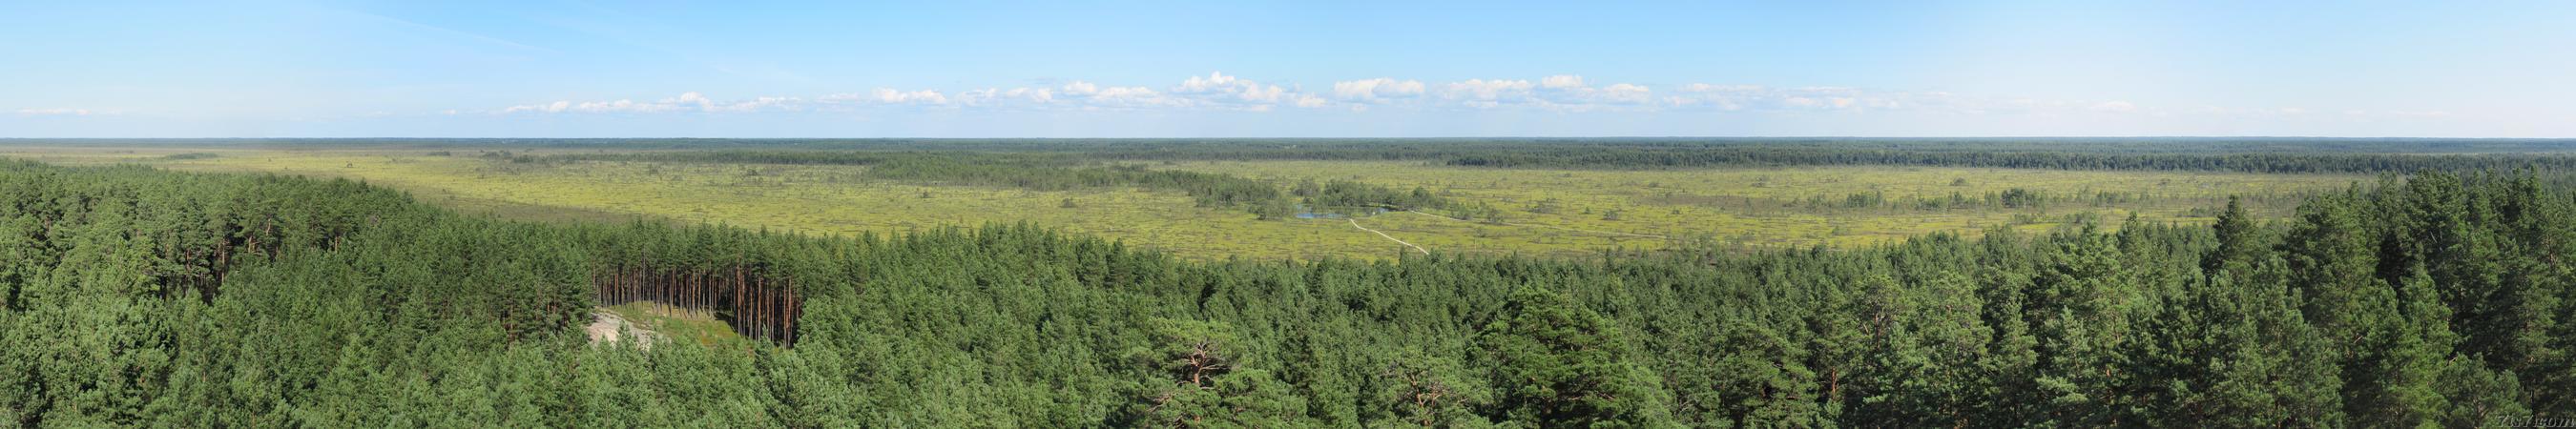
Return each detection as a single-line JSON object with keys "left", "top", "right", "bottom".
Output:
{"left": 6, "top": 138, "right": 2576, "bottom": 427}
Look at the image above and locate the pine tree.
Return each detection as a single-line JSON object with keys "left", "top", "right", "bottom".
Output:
{"left": 1123, "top": 318, "right": 1308, "bottom": 428}
{"left": 1476, "top": 286, "right": 1669, "bottom": 427}
{"left": 1378, "top": 351, "right": 1496, "bottom": 427}
{"left": 1843, "top": 271, "right": 1992, "bottom": 427}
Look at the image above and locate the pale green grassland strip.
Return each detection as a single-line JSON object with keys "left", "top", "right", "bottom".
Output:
{"left": 1403, "top": 210, "right": 1672, "bottom": 239}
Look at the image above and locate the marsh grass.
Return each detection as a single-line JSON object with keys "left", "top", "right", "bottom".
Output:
{"left": 13, "top": 148, "right": 2360, "bottom": 259}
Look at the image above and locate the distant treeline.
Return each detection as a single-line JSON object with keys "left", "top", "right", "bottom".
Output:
{"left": 8, "top": 158, "right": 2575, "bottom": 426}
{"left": 511, "top": 137, "right": 2576, "bottom": 174}
{"left": 1442, "top": 147, "right": 2576, "bottom": 174}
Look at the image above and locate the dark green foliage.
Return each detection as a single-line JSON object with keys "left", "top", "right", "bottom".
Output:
{"left": 3, "top": 158, "right": 2574, "bottom": 427}
{"left": 1997, "top": 188, "right": 2044, "bottom": 209}
{"left": 1119, "top": 318, "right": 1306, "bottom": 428}
{"left": 1377, "top": 351, "right": 1495, "bottom": 427}
{"left": 1476, "top": 287, "right": 1667, "bottom": 427}
{"left": 1308, "top": 180, "right": 1449, "bottom": 212}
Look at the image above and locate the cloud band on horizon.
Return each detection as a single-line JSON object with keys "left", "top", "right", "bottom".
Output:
{"left": 477, "top": 72, "right": 2444, "bottom": 122}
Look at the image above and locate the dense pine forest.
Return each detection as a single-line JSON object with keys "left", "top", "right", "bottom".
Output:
{"left": 4, "top": 153, "right": 2575, "bottom": 426}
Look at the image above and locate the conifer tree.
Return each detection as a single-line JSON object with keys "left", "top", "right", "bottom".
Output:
{"left": 1476, "top": 286, "right": 1669, "bottom": 427}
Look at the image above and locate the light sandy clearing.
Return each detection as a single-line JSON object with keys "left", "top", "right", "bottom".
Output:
{"left": 585, "top": 309, "right": 661, "bottom": 348}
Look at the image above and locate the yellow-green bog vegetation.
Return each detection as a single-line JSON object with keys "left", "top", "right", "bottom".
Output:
{"left": 4, "top": 145, "right": 2362, "bottom": 259}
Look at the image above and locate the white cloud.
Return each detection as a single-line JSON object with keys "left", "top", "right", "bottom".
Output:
{"left": 1177, "top": 72, "right": 1239, "bottom": 92}
{"left": 1332, "top": 78, "right": 1425, "bottom": 101}
{"left": 1238, "top": 84, "right": 1284, "bottom": 103}
{"left": 1035, "top": 80, "right": 1190, "bottom": 110}
{"left": 2383, "top": 110, "right": 2452, "bottom": 118}
{"left": 1598, "top": 83, "right": 1652, "bottom": 104}
{"left": 1295, "top": 94, "right": 1329, "bottom": 108}
{"left": 867, "top": 89, "right": 948, "bottom": 105}
{"left": 715, "top": 96, "right": 803, "bottom": 112}
{"left": 469, "top": 74, "right": 2317, "bottom": 120}
{"left": 482, "top": 74, "right": 1672, "bottom": 115}
{"left": 1081, "top": 85, "right": 1181, "bottom": 109}
{"left": 1061, "top": 81, "right": 1099, "bottom": 95}
{"left": 1540, "top": 74, "right": 1587, "bottom": 90}
{"left": 1441, "top": 79, "right": 1536, "bottom": 102}
{"left": 1420, "top": 75, "right": 1659, "bottom": 111}
{"left": 1169, "top": 72, "right": 1297, "bottom": 108}
{"left": 794, "top": 72, "right": 1318, "bottom": 112}
{"left": 13, "top": 108, "right": 96, "bottom": 115}
{"left": 955, "top": 87, "right": 1056, "bottom": 107}
{"left": 500, "top": 101, "right": 570, "bottom": 113}
{"left": 1665, "top": 85, "right": 1982, "bottom": 112}
{"left": 1008, "top": 88, "right": 1055, "bottom": 103}
{"left": 497, "top": 92, "right": 807, "bottom": 114}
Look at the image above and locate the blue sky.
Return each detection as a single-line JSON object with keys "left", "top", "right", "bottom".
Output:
{"left": 4, "top": 1, "right": 2570, "bottom": 137}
